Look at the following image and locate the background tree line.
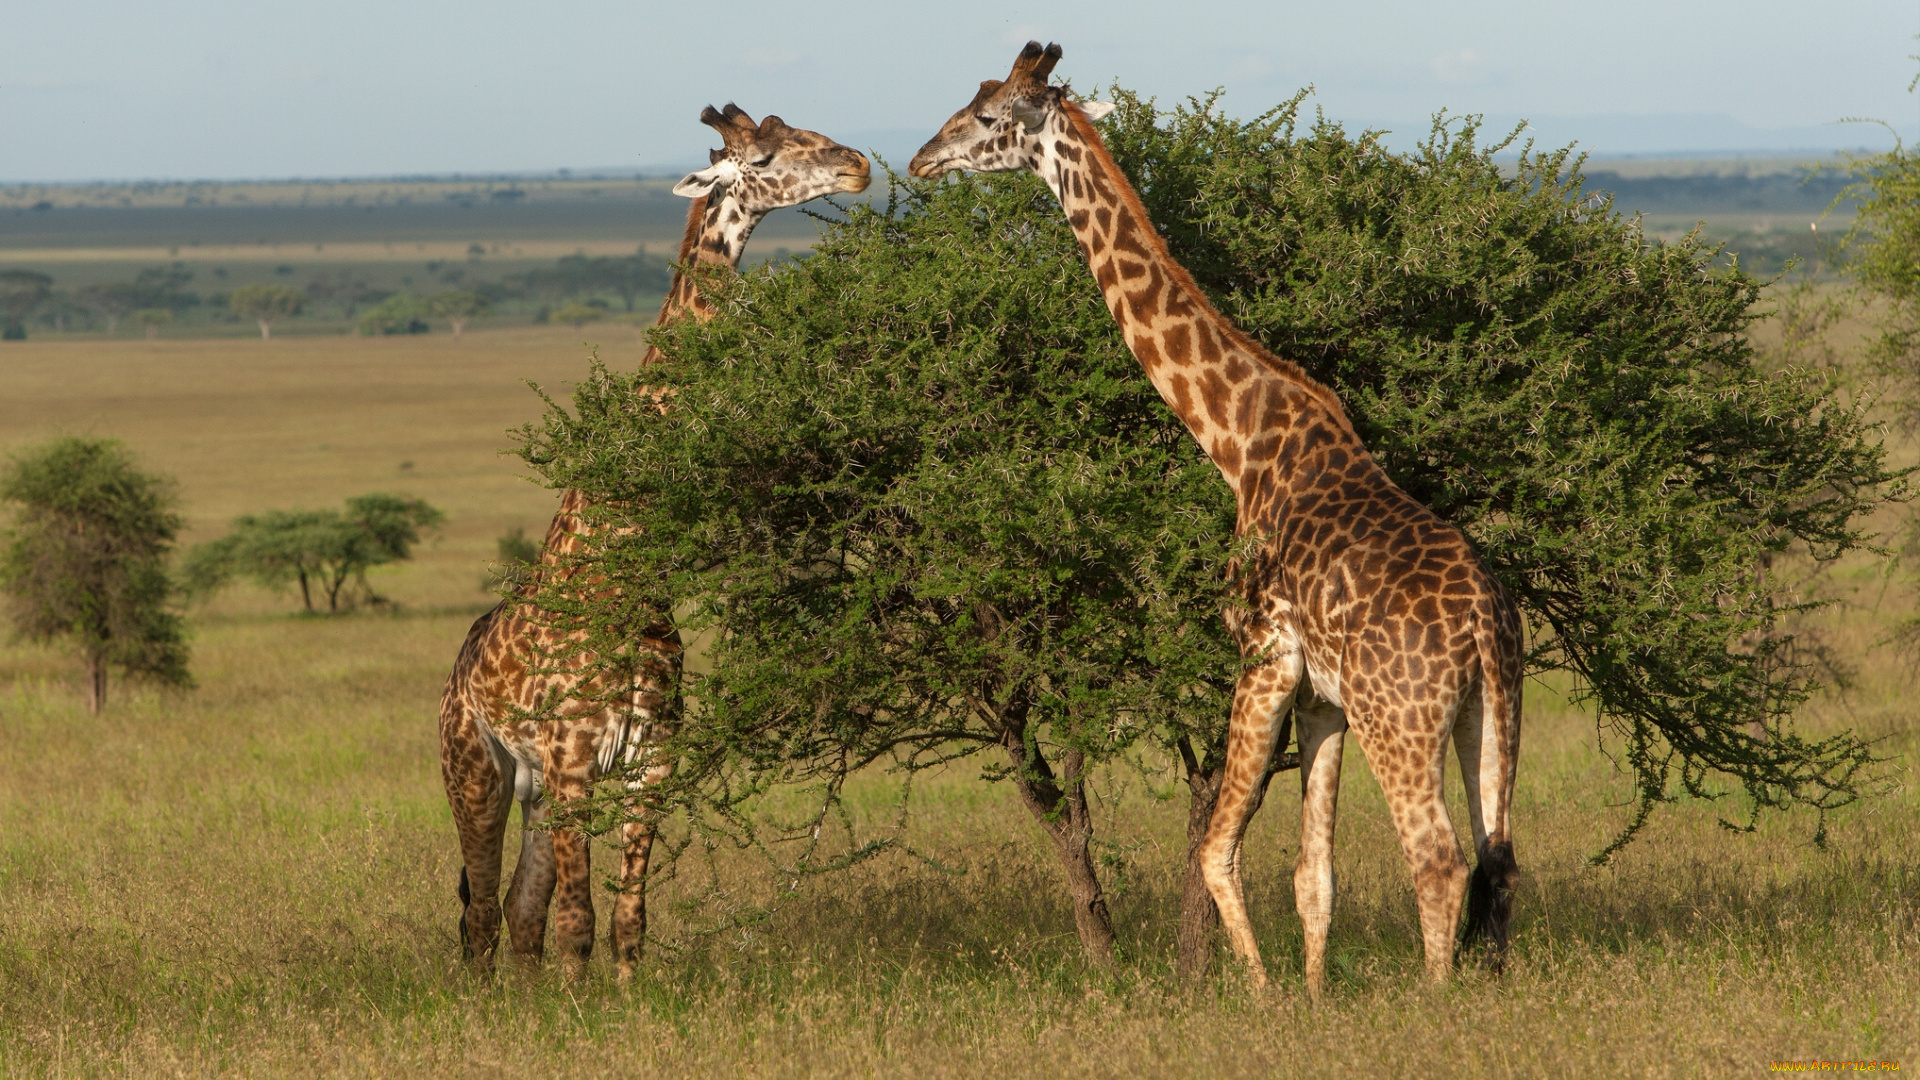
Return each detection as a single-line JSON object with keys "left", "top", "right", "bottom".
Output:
{"left": 0, "top": 249, "right": 673, "bottom": 339}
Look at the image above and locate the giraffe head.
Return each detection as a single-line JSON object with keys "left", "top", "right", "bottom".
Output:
{"left": 673, "top": 104, "right": 871, "bottom": 212}
{"left": 908, "top": 42, "right": 1113, "bottom": 179}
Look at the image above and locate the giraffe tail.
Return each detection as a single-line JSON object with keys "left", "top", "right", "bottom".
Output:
{"left": 1460, "top": 588, "right": 1521, "bottom": 970}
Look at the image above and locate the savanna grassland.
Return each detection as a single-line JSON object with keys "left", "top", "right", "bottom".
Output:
{"left": 0, "top": 315, "right": 1915, "bottom": 1078}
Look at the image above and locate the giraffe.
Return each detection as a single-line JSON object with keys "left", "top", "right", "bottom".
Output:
{"left": 910, "top": 43, "right": 1523, "bottom": 996}
{"left": 439, "top": 105, "right": 869, "bottom": 981}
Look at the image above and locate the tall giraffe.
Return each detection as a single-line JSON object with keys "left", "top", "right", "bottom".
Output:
{"left": 439, "top": 105, "right": 869, "bottom": 981}
{"left": 910, "top": 44, "right": 1523, "bottom": 995}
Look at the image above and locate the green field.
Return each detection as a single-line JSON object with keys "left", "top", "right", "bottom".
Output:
{"left": 0, "top": 319, "right": 1913, "bottom": 1076}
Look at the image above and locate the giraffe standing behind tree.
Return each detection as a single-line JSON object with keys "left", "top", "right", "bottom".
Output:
{"left": 910, "top": 43, "right": 1523, "bottom": 996}
{"left": 438, "top": 106, "right": 869, "bottom": 981}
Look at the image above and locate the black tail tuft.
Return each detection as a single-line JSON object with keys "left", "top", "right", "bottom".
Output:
{"left": 1460, "top": 841, "right": 1517, "bottom": 972}
{"left": 457, "top": 866, "right": 473, "bottom": 959}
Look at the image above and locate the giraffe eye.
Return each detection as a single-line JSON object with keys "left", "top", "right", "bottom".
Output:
{"left": 750, "top": 155, "right": 774, "bottom": 168}
{"left": 974, "top": 115, "right": 994, "bottom": 127}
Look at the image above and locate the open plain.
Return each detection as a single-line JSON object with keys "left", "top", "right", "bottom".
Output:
{"left": 0, "top": 324, "right": 1914, "bottom": 1077}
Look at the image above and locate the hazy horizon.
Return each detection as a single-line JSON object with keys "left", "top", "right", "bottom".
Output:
{"left": 6, "top": 0, "right": 1916, "bottom": 184}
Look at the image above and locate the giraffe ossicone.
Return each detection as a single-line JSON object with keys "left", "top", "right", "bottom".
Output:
{"left": 911, "top": 42, "right": 1524, "bottom": 997}
{"left": 438, "top": 106, "right": 867, "bottom": 983}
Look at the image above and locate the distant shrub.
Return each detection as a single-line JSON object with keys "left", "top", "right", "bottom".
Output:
{"left": 551, "top": 301, "right": 606, "bottom": 328}
{"left": 357, "top": 293, "right": 430, "bottom": 336}
{"left": 480, "top": 526, "right": 541, "bottom": 593}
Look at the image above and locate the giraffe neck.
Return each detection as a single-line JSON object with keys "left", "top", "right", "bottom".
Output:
{"left": 640, "top": 190, "right": 764, "bottom": 364}
{"left": 1031, "top": 106, "right": 1367, "bottom": 505}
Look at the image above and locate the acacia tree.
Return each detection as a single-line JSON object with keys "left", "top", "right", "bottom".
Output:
{"left": 133, "top": 309, "right": 173, "bottom": 340}
{"left": 185, "top": 493, "right": 443, "bottom": 613}
{"left": 79, "top": 282, "right": 143, "bottom": 335}
{"left": 1833, "top": 71, "right": 1920, "bottom": 647}
{"left": 523, "top": 91, "right": 1901, "bottom": 973}
{"left": 429, "top": 290, "right": 491, "bottom": 336}
{"left": 0, "top": 270, "right": 52, "bottom": 340}
{"left": 0, "top": 438, "right": 191, "bottom": 713}
{"left": 229, "top": 283, "right": 304, "bottom": 340}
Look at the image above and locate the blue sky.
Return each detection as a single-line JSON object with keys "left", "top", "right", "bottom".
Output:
{"left": 3, "top": 0, "right": 1917, "bottom": 182}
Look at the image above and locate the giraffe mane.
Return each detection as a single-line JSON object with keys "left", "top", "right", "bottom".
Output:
{"left": 1061, "top": 101, "right": 1360, "bottom": 435}
{"left": 675, "top": 194, "right": 709, "bottom": 264}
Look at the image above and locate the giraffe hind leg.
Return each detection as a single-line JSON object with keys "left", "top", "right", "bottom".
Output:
{"left": 1352, "top": 704, "right": 1469, "bottom": 985}
{"left": 440, "top": 698, "right": 514, "bottom": 970}
{"left": 1454, "top": 683, "right": 1519, "bottom": 970}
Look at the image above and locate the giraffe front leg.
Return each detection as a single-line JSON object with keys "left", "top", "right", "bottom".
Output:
{"left": 543, "top": 765, "right": 597, "bottom": 981}
{"left": 550, "top": 824, "right": 596, "bottom": 979}
{"left": 1293, "top": 699, "right": 1347, "bottom": 1001}
{"left": 1198, "top": 645, "right": 1303, "bottom": 991}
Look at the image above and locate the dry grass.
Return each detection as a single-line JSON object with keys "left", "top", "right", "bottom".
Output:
{"left": 0, "top": 330, "right": 1915, "bottom": 1078}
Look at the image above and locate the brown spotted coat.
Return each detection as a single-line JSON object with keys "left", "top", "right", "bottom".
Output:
{"left": 911, "top": 43, "right": 1523, "bottom": 995}
{"left": 439, "top": 106, "right": 869, "bottom": 981}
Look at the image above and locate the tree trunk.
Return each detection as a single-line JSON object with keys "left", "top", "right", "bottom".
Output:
{"left": 258, "top": 319, "right": 271, "bottom": 341}
{"left": 106, "top": 314, "right": 120, "bottom": 335}
{"left": 145, "top": 323, "right": 160, "bottom": 340}
{"left": 297, "top": 569, "right": 314, "bottom": 613}
{"left": 1174, "top": 713, "right": 1299, "bottom": 982}
{"left": 998, "top": 725, "right": 1116, "bottom": 966}
{"left": 1176, "top": 735, "right": 1225, "bottom": 982}
{"left": 84, "top": 651, "right": 107, "bottom": 715}
{"left": 450, "top": 316, "right": 467, "bottom": 337}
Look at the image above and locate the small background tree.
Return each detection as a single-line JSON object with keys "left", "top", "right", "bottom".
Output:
{"left": 186, "top": 493, "right": 443, "bottom": 613}
{"left": 481, "top": 525, "right": 540, "bottom": 593}
{"left": 228, "top": 283, "right": 304, "bottom": 340}
{"left": 0, "top": 270, "right": 53, "bottom": 340}
{"left": 551, "top": 301, "right": 606, "bottom": 329}
{"left": 359, "top": 293, "right": 430, "bottom": 336}
{"left": 0, "top": 437, "right": 191, "bottom": 713}
{"left": 79, "top": 282, "right": 142, "bottom": 335}
{"left": 429, "top": 290, "right": 491, "bottom": 336}
{"left": 133, "top": 309, "right": 173, "bottom": 340}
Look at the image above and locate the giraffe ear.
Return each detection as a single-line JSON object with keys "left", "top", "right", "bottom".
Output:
{"left": 1010, "top": 97, "right": 1049, "bottom": 134}
{"left": 1078, "top": 100, "right": 1116, "bottom": 122}
{"left": 672, "top": 158, "right": 741, "bottom": 199}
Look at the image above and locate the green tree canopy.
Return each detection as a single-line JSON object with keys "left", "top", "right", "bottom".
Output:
{"left": 359, "top": 293, "right": 430, "bottom": 336}
{"left": 0, "top": 437, "right": 190, "bottom": 712}
{"left": 229, "top": 283, "right": 304, "bottom": 340}
{"left": 428, "top": 290, "right": 492, "bottom": 336}
{"left": 519, "top": 90, "right": 1903, "bottom": 965}
{"left": 1834, "top": 68, "right": 1920, "bottom": 648}
{"left": 79, "top": 282, "right": 143, "bottom": 335}
{"left": 186, "top": 493, "right": 444, "bottom": 613}
{"left": 0, "top": 270, "right": 53, "bottom": 340}
{"left": 132, "top": 308, "right": 174, "bottom": 339}
{"left": 550, "top": 301, "right": 607, "bottom": 329}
